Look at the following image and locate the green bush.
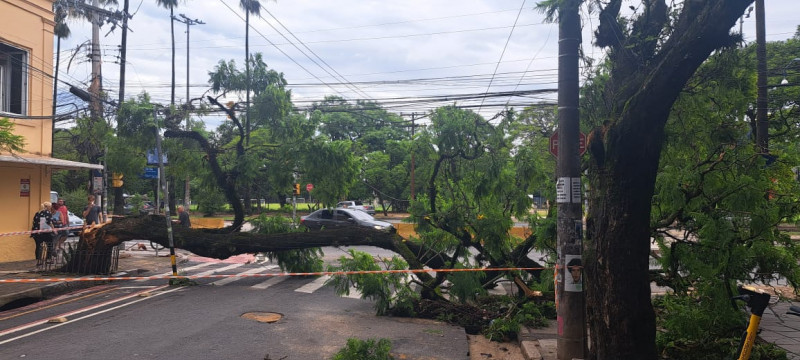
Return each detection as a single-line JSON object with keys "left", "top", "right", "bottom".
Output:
{"left": 332, "top": 338, "right": 393, "bottom": 360}
{"left": 326, "top": 249, "right": 417, "bottom": 316}
{"left": 195, "top": 188, "right": 226, "bottom": 216}
{"left": 654, "top": 294, "right": 788, "bottom": 360}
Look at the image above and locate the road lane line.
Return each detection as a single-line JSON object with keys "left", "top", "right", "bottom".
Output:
{"left": 0, "top": 285, "right": 182, "bottom": 345}
{"left": 0, "top": 286, "right": 119, "bottom": 321}
{"left": 0, "top": 284, "right": 171, "bottom": 340}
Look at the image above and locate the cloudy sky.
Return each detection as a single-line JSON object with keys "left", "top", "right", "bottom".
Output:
{"left": 55, "top": 0, "right": 799, "bottom": 129}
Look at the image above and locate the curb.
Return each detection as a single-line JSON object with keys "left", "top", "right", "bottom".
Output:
{"left": 518, "top": 325, "right": 558, "bottom": 360}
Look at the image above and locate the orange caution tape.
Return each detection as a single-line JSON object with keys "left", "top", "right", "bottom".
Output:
{"left": 0, "top": 267, "right": 550, "bottom": 283}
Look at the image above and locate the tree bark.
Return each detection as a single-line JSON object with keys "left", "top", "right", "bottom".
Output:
{"left": 584, "top": 1, "right": 754, "bottom": 359}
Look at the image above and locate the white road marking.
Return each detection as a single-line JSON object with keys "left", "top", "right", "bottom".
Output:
{"left": 192, "top": 263, "right": 245, "bottom": 278}
{"left": 0, "top": 285, "right": 176, "bottom": 343}
{"left": 251, "top": 276, "right": 287, "bottom": 290}
{"left": 295, "top": 275, "right": 330, "bottom": 293}
{"left": 135, "top": 261, "right": 213, "bottom": 282}
{"left": 210, "top": 267, "right": 268, "bottom": 286}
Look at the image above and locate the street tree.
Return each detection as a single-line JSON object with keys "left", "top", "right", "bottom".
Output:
{"left": 537, "top": 0, "right": 762, "bottom": 358}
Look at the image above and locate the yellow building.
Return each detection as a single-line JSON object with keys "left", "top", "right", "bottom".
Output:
{"left": 0, "top": 0, "right": 101, "bottom": 262}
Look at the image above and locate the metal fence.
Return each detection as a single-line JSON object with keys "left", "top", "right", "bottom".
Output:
{"left": 36, "top": 239, "right": 121, "bottom": 275}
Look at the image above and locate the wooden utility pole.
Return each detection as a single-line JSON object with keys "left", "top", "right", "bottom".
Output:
{"left": 555, "top": 0, "right": 585, "bottom": 359}
{"left": 755, "top": 0, "right": 768, "bottom": 154}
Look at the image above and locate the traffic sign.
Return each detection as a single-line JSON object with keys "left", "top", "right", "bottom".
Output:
{"left": 549, "top": 129, "right": 586, "bottom": 157}
{"left": 306, "top": 183, "right": 314, "bottom": 192}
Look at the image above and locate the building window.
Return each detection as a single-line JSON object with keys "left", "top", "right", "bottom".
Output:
{"left": 0, "top": 42, "right": 27, "bottom": 115}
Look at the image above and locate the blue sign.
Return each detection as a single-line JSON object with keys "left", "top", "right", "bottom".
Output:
{"left": 142, "top": 167, "right": 159, "bottom": 179}
{"left": 146, "top": 149, "right": 168, "bottom": 165}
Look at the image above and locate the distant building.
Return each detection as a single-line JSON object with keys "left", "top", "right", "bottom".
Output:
{"left": 0, "top": 0, "right": 101, "bottom": 262}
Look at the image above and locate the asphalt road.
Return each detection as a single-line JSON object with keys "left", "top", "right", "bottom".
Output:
{"left": 0, "top": 259, "right": 469, "bottom": 360}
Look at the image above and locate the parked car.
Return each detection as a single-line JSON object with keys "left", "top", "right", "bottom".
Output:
{"left": 335, "top": 200, "right": 376, "bottom": 215}
{"left": 300, "top": 208, "right": 393, "bottom": 232}
{"left": 67, "top": 211, "right": 84, "bottom": 235}
{"left": 122, "top": 201, "right": 156, "bottom": 215}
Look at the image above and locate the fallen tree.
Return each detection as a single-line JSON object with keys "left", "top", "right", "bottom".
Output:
{"left": 72, "top": 215, "right": 545, "bottom": 300}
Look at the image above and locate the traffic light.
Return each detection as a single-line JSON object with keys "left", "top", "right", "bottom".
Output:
{"left": 112, "top": 172, "right": 124, "bottom": 188}
{"left": 293, "top": 183, "right": 301, "bottom": 195}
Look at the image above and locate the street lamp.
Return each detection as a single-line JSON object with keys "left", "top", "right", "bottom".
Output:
{"left": 781, "top": 57, "right": 800, "bottom": 85}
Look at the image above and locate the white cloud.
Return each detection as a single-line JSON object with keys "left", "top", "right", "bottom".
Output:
{"left": 54, "top": 0, "right": 799, "bottom": 129}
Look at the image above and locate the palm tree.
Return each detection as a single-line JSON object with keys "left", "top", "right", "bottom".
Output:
{"left": 155, "top": 0, "right": 179, "bottom": 106}
{"left": 239, "top": 0, "right": 260, "bottom": 145}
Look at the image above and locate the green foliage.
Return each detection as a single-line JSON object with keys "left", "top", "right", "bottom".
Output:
{"left": 331, "top": 338, "right": 394, "bottom": 360}
{"left": 300, "top": 139, "right": 361, "bottom": 207}
{"left": 645, "top": 42, "right": 800, "bottom": 358}
{"left": 482, "top": 298, "right": 556, "bottom": 342}
{"left": 326, "top": 249, "right": 417, "bottom": 316}
{"left": 447, "top": 266, "right": 487, "bottom": 303}
{"left": 248, "top": 213, "right": 300, "bottom": 234}
{"left": 62, "top": 189, "right": 89, "bottom": 215}
{"left": 254, "top": 214, "right": 323, "bottom": 273}
{"left": 654, "top": 295, "right": 787, "bottom": 360}
{"left": 195, "top": 187, "right": 226, "bottom": 216}
{"left": 0, "top": 117, "right": 25, "bottom": 153}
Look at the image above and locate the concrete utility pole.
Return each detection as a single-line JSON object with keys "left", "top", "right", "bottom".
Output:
{"left": 174, "top": 13, "right": 204, "bottom": 210}
{"left": 410, "top": 113, "right": 416, "bottom": 201}
{"left": 118, "top": 0, "right": 130, "bottom": 106}
{"left": 89, "top": 0, "right": 102, "bottom": 121}
{"left": 755, "top": 0, "right": 769, "bottom": 154}
{"left": 175, "top": 13, "right": 204, "bottom": 122}
{"left": 555, "top": 0, "right": 585, "bottom": 359}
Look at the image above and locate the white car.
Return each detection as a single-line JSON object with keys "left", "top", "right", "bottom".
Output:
{"left": 335, "top": 200, "right": 376, "bottom": 215}
{"left": 67, "top": 211, "right": 84, "bottom": 235}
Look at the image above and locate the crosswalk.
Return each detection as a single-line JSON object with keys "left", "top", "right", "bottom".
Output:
{"left": 133, "top": 261, "right": 515, "bottom": 299}
{"left": 136, "top": 261, "right": 365, "bottom": 298}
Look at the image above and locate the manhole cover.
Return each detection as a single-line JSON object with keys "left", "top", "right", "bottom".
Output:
{"left": 241, "top": 312, "right": 282, "bottom": 323}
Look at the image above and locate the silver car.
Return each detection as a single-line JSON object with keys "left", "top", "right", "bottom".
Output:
{"left": 67, "top": 211, "right": 84, "bottom": 235}
{"left": 301, "top": 208, "right": 393, "bottom": 232}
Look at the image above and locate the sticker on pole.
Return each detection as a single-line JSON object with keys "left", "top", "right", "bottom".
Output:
{"left": 565, "top": 254, "right": 583, "bottom": 292}
{"left": 556, "top": 177, "right": 570, "bottom": 203}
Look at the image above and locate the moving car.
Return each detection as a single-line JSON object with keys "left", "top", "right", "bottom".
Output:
{"left": 335, "top": 200, "right": 376, "bottom": 215}
{"left": 300, "top": 208, "right": 393, "bottom": 232}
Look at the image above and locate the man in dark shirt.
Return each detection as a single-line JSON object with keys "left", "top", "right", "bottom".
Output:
{"left": 177, "top": 205, "right": 191, "bottom": 228}
{"left": 83, "top": 195, "right": 104, "bottom": 225}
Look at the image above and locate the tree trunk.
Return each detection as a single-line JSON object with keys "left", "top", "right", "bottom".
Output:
{"left": 583, "top": 1, "right": 754, "bottom": 358}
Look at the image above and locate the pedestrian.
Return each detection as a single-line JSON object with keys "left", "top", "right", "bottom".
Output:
{"left": 176, "top": 205, "right": 191, "bottom": 228}
{"left": 56, "top": 197, "right": 69, "bottom": 229}
{"left": 51, "top": 201, "right": 68, "bottom": 249}
{"left": 31, "top": 202, "right": 56, "bottom": 264}
{"left": 82, "top": 194, "right": 104, "bottom": 226}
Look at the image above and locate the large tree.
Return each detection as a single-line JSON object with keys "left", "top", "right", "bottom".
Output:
{"left": 538, "top": 0, "right": 757, "bottom": 358}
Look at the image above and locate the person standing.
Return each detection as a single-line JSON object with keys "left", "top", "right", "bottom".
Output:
{"left": 31, "top": 202, "right": 55, "bottom": 264}
{"left": 83, "top": 194, "right": 104, "bottom": 226}
{"left": 51, "top": 201, "right": 68, "bottom": 249}
{"left": 176, "top": 205, "right": 191, "bottom": 228}
{"left": 56, "top": 198, "right": 69, "bottom": 229}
